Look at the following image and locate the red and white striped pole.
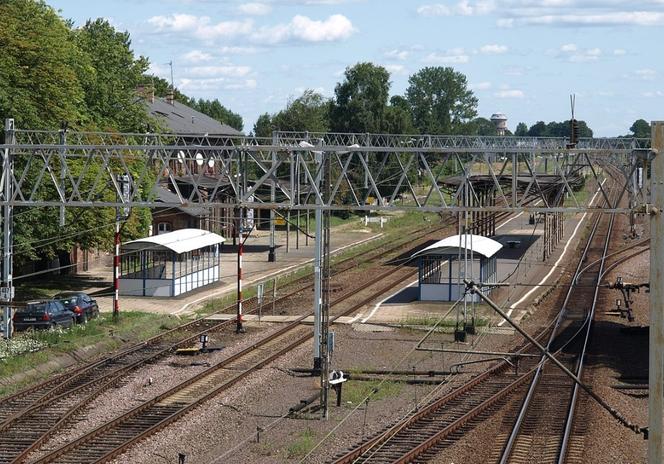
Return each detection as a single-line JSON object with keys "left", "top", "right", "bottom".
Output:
{"left": 236, "top": 208, "right": 244, "bottom": 333}
{"left": 113, "top": 218, "right": 120, "bottom": 321}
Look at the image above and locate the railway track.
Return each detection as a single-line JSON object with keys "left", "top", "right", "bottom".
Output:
{"left": 330, "top": 180, "right": 619, "bottom": 464}
{"left": 27, "top": 241, "right": 426, "bottom": 463}
{"left": 0, "top": 219, "right": 459, "bottom": 464}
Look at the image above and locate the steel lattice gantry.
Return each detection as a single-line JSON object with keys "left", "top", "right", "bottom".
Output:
{"left": 0, "top": 124, "right": 651, "bottom": 215}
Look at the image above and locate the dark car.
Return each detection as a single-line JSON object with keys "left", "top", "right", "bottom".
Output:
{"left": 13, "top": 300, "right": 75, "bottom": 331}
{"left": 54, "top": 292, "right": 99, "bottom": 324}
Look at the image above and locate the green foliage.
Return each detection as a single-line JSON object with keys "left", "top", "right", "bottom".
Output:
{"left": 252, "top": 113, "right": 274, "bottom": 138}
{"left": 191, "top": 98, "right": 243, "bottom": 132}
{"left": 0, "top": 0, "right": 86, "bottom": 129}
{"left": 331, "top": 62, "right": 391, "bottom": 133}
{"left": 74, "top": 19, "right": 149, "bottom": 132}
{"left": 467, "top": 117, "right": 497, "bottom": 136}
{"left": 273, "top": 89, "right": 331, "bottom": 132}
{"left": 629, "top": 119, "right": 650, "bottom": 138}
{"left": 405, "top": 66, "right": 477, "bottom": 135}
{"left": 526, "top": 119, "right": 593, "bottom": 138}
{"left": 0, "top": 2, "right": 156, "bottom": 267}
{"left": 514, "top": 122, "right": 528, "bottom": 136}
{"left": 385, "top": 95, "right": 416, "bottom": 134}
{"left": 342, "top": 380, "right": 403, "bottom": 406}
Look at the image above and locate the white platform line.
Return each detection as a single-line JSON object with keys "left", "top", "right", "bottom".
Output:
{"left": 497, "top": 181, "right": 606, "bottom": 326}
{"left": 361, "top": 278, "right": 421, "bottom": 323}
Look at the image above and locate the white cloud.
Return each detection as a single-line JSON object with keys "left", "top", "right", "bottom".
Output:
{"left": 635, "top": 68, "right": 657, "bottom": 80}
{"left": 613, "top": 48, "right": 627, "bottom": 55}
{"left": 417, "top": 1, "right": 495, "bottom": 16}
{"left": 148, "top": 13, "right": 355, "bottom": 45}
{"left": 384, "top": 64, "right": 408, "bottom": 75}
{"left": 497, "top": 18, "right": 514, "bottom": 27}
{"left": 424, "top": 50, "right": 470, "bottom": 64}
{"left": 494, "top": 89, "right": 525, "bottom": 98}
{"left": 148, "top": 14, "right": 253, "bottom": 40}
{"left": 178, "top": 77, "right": 257, "bottom": 92}
{"left": 187, "top": 65, "right": 252, "bottom": 77}
{"left": 471, "top": 81, "right": 492, "bottom": 90}
{"left": 417, "top": 4, "right": 452, "bottom": 16}
{"left": 480, "top": 44, "right": 508, "bottom": 54}
{"left": 385, "top": 49, "right": 410, "bottom": 60}
{"left": 511, "top": 11, "right": 664, "bottom": 27}
{"left": 558, "top": 44, "right": 603, "bottom": 62}
{"left": 643, "top": 90, "right": 664, "bottom": 97}
{"left": 182, "top": 50, "right": 212, "bottom": 63}
{"left": 252, "top": 14, "right": 356, "bottom": 44}
{"left": 238, "top": 3, "right": 272, "bottom": 15}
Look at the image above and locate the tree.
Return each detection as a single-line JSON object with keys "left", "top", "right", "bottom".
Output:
{"left": 527, "top": 121, "right": 547, "bottom": 137}
{"left": 467, "top": 117, "right": 497, "bottom": 136}
{"left": 193, "top": 98, "right": 243, "bottom": 132}
{"left": 0, "top": 0, "right": 86, "bottom": 129}
{"left": 384, "top": 95, "right": 416, "bottom": 134}
{"left": 75, "top": 19, "right": 149, "bottom": 132}
{"left": 330, "top": 62, "right": 391, "bottom": 133}
{"left": 629, "top": 119, "right": 650, "bottom": 138}
{"left": 271, "top": 90, "right": 330, "bottom": 133}
{"left": 253, "top": 113, "right": 274, "bottom": 138}
{"left": 515, "top": 122, "right": 528, "bottom": 136}
{"left": 405, "top": 67, "right": 477, "bottom": 135}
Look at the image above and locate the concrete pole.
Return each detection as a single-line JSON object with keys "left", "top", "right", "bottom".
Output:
{"left": 649, "top": 121, "right": 664, "bottom": 463}
{"left": 2, "top": 119, "right": 14, "bottom": 339}
{"left": 268, "top": 131, "right": 277, "bottom": 262}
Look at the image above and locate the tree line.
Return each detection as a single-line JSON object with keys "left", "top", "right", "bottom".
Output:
{"left": 0, "top": 0, "right": 651, "bottom": 270}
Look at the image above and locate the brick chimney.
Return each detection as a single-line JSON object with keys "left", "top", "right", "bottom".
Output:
{"left": 166, "top": 89, "right": 175, "bottom": 106}
{"left": 136, "top": 84, "right": 155, "bottom": 103}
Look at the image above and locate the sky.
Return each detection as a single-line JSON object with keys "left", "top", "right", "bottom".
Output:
{"left": 47, "top": 0, "right": 663, "bottom": 137}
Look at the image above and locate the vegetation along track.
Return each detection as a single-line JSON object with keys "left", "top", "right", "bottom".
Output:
{"left": 331, "top": 180, "right": 619, "bottom": 464}
{"left": 0, "top": 218, "right": 458, "bottom": 463}
{"left": 27, "top": 239, "right": 426, "bottom": 464}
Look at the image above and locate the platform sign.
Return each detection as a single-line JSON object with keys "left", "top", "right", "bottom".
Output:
{"left": 275, "top": 216, "right": 286, "bottom": 226}
{"left": 366, "top": 196, "right": 376, "bottom": 205}
{"left": 257, "top": 283, "right": 264, "bottom": 305}
{"left": 245, "top": 195, "right": 255, "bottom": 229}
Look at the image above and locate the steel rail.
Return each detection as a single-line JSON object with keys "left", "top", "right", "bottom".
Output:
{"left": 32, "top": 251, "right": 426, "bottom": 464}
{"left": 330, "top": 181, "right": 619, "bottom": 464}
{"left": 2, "top": 222, "right": 450, "bottom": 463}
{"left": 498, "top": 173, "right": 620, "bottom": 464}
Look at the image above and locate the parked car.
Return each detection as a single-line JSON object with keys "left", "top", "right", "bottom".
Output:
{"left": 54, "top": 292, "right": 100, "bottom": 324}
{"left": 13, "top": 300, "right": 75, "bottom": 331}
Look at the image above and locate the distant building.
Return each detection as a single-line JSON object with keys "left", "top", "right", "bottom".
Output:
{"left": 490, "top": 113, "right": 508, "bottom": 136}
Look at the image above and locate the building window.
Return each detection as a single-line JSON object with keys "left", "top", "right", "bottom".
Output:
{"left": 157, "top": 222, "right": 172, "bottom": 235}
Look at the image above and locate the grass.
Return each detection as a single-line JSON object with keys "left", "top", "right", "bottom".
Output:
{"left": 342, "top": 379, "right": 403, "bottom": 407}
{"left": 286, "top": 428, "right": 316, "bottom": 458}
{"left": 399, "top": 315, "right": 489, "bottom": 329}
{"left": 0, "top": 311, "right": 181, "bottom": 397}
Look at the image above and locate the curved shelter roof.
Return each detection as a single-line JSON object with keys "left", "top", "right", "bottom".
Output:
{"left": 123, "top": 228, "right": 225, "bottom": 255}
{"left": 412, "top": 234, "right": 502, "bottom": 259}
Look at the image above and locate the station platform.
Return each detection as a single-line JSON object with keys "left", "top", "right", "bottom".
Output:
{"left": 91, "top": 223, "right": 382, "bottom": 316}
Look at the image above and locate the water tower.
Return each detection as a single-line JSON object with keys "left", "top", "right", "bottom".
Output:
{"left": 490, "top": 113, "right": 508, "bottom": 135}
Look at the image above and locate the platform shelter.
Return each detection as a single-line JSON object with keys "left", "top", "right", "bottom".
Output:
{"left": 412, "top": 234, "right": 502, "bottom": 302}
{"left": 119, "top": 228, "right": 225, "bottom": 297}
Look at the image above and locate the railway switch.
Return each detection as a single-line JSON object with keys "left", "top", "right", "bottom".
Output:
{"left": 607, "top": 277, "right": 650, "bottom": 322}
